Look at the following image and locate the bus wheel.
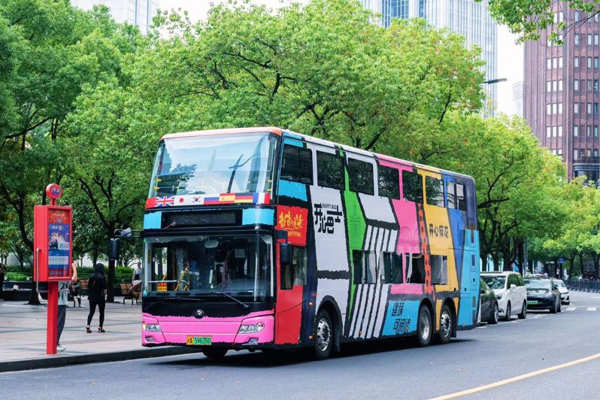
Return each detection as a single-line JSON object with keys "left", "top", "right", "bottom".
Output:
{"left": 417, "top": 305, "right": 432, "bottom": 347}
{"left": 202, "top": 347, "right": 228, "bottom": 361}
{"left": 437, "top": 304, "right": 452, "bottom": 345}
{"left": 314, "top": 309, "right": 333, "bottom": 360}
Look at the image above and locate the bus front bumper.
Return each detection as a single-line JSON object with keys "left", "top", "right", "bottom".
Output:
{"left": 141, "top": 312, "right": 274, "bottom": 348}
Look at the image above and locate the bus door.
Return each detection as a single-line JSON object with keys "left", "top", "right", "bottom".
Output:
{"left": 275, "top": 244, "right": 307, "bottom": 345}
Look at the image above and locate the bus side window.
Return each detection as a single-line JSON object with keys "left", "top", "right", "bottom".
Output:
{"left": 378, "top": 165, "right": 400, "bottom": 199}
{"left": 353, "top": 250, "right": 376, "bottom": 284}
{"left": 447, "top": 182, "right": 456, "bottom": 209}
{"left": 281, "top": 246, "right": 307, "bottom": 290}
{"left": 456, "top": 183, "right": 467, "bottom": 211}
{"left": 425, "top": 176, "right": 445, "bottom": 207}
{"left": 406, "top": 253, "right": 425, "bottom": 283}
{"left": 281, "top": 145, "right": 313, "bottom": 184}
{"left": 430, "top": 255, "right": 448, "bottom": 284}
{"left": 402, "top": 171, "right": 423, "bottom": 203}
{"left": 317, "top": 151, "right": 345, "bottom": 190}
{"left": 347, "top": 158, "right": 374, "bottom": 195}
{"left": 383, "top": 252, "right": 403, "bottom": 283}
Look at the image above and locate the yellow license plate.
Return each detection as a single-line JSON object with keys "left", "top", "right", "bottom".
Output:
{"left": 186, "top": 336, "right": 211, "bottom": 346}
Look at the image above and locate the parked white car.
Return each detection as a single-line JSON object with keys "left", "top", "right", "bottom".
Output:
{"left": 554, "top": 279, "right": 570, "bottom": 304}
{"left": 481, "top": 272, "right": 528, "bottom": 321}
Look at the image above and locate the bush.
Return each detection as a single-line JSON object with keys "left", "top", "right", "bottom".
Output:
{"left": 5, "top": 272, "right": 30, "bottom": 281}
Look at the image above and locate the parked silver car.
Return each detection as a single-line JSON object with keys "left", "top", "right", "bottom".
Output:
{"left": 554, "top": 279, "right": 570, "bottom": 305}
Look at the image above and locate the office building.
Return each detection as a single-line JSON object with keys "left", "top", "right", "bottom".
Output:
{"left": 72, "top": 0, "right": 159, "bottom": 35}
{"left": 360, "top": 0, "right": 498, "bottom": 111}
{"left": 524, "top": 7, "right": 600, "bottom": 180}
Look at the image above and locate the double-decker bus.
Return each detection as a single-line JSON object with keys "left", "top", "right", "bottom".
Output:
{"left": 141, "top": 127, "right": 480, "bottom": 360}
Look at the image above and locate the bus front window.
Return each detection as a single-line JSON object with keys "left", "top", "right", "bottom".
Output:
{"left": 144, "top": 235, "right": 273, "bottom": 301}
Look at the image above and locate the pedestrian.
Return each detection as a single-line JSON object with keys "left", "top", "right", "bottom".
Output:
{"left": 86, "top": 263, "right": 107, "bottom": 333}
{"left": 57, "top": 262, "right": 78, "bottom": 352}
{"left": 0, "top": 262, "right": 5, "bottom": 300}
{"left": 132, "top": 261, "right": 142, "bottom": 284}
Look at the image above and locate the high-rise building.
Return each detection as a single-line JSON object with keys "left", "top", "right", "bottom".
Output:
{"left": 524, "top": 7, "right": 600, "bottom": 181}
{"left": 71, "top": 0, "right": 159, "bottom": 35}
{"left": 512, "top": 81, "right": 524, "bottom": 117}
{"left": 360, "top": 0, "right": 498, "bottom": 110}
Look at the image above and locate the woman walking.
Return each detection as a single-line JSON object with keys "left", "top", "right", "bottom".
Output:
{"left": 87, "top": 263, "right": 107, "bottom": 333}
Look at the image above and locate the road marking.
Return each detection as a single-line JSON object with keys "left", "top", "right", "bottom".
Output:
{"left": 476, "top": 326, "right": 487, "bottom": 329}
{"left": 587, "top": 307, "right": 597, "bottom": 312}
{"left": 566, "top": 307, "right": 576, "bottom": 311}
{"left": 431, "top": 352, "right": 600, "bottom": 400}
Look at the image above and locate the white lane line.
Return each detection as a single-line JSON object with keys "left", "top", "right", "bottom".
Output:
{"left": 587, "top": 307, "right": 597, "bottom": 311}
{"left": 477, "top": 325, "right": 487, "bottom": 329}
{"left": 566, "top": 307, "right": 576, "bottom": 311}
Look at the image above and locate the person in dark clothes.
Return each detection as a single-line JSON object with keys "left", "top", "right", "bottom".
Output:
{"left": 0, "top": 263, "right": 5, "bottom": 300}
{"left": 86, "top": 263, "right": 107, "bottom": 333}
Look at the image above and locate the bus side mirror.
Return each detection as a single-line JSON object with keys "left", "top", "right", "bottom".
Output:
{"left": 280, "top": 243, "right": 292, "bottom": 265}
{"left": 109, "top": 238, "right": 120, "bottom": 261}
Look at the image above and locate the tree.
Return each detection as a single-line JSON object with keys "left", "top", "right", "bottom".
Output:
{"left": 481, "top": 0, "right": 600, "bottom": 42}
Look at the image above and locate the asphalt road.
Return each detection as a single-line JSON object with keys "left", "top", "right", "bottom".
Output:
{"left": 2, "top": 291, "right": 600, "bottom": 400}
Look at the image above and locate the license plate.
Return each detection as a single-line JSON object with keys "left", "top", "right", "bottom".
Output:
{"left": 186, "top": 336, "right": 211, "bottom": 346}
{"left": 527, "top": 301, "right": 538, "bottom": 305}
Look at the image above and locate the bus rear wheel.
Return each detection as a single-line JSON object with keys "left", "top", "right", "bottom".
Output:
{"left": 202, "top": 347, "right": 228, "bottom": 361}
{"left": 417, "top": 304, "right": 433, "bottom": 347}
{"left": 314, "top": 309, "right": 334, "bottom": 360}
{"left": 437, "top": 304, "right": 452, "bottom": 345}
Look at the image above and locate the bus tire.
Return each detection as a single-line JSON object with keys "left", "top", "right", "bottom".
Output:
{"left": 417, "top": 304, "right": 433, "bottom": 347}
{"left": 437, "top": 304, "right": 452, "bottom": 345}
{"left": 202, "top": 347, "right": 228, "bottom": 361}
{"left": 314, "top": 309, "right": 334, "bottom": 360}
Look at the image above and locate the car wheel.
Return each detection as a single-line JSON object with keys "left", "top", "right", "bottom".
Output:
{"left": 518, "top": 301, "right": 527, "bottom": 319}
{"left": 314, "top": 309, "right": 334, "bottom": 360}
{"left": 437, "top": 304, "right": 452, "bottom": 344}
{"left": 202, "top": 347, "right": 228, "bottom": 361}
{"left": 503, "top": 302, "right": 511, "bottom": 321}
{"left": 417, "top": 304, "right": 433, "bottom": 347}
{"left": 489, "top": 302, "right": 499, "bottom": 325}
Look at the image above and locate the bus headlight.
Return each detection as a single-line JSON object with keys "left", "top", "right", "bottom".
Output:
{"left": 143, "top": 322, "right": 161, "bottom": 332}
{"left": 238, "top": 322, "right": 265, "bottom": 333}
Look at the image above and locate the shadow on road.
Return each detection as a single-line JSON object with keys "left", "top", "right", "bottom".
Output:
{"left": 156, "top": 337, "right": 473, "bottom": 369}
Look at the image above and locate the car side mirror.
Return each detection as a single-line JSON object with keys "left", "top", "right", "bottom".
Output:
{"left": 510, "top": 284, "right": 517, "bottom": 290}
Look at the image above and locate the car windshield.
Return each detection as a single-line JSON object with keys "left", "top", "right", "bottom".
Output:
{"left": 524, "top": 278, "right": 551, "bottom": 290}
{"left": 481, "top": 275, "right": 506, "bottom": 289}
{"left": 144, "top": 234, "right": 273, "bottom": 301}
{"left": 555, "top": 280, "right": 566, "bottom": 288}
{"left": 149, "top": 133, "right": 277, "bottom": 197}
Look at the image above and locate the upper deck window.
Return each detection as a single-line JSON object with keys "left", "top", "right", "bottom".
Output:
{"left": 281, "top": 145, "right": 313, "bottom": 184}
{"left": 347, "top": 158, "right": 374, "bottom": 195}
{"left": 402, "top": 171, "right": 423, "bottom": 203}
{"left": 317, "top": 151, "right": 345, "bottom": 190}
{"left": 425, "top": 177, "right": 445, "bottom": 207}
{"left": 378, "top": 165, "right": 400, "bottom": 199}
{"left": 149, "top": 133, "right": 277, "bottom": 197}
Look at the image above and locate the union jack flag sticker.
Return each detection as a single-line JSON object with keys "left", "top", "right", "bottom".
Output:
{"left": 155, "top": 196, "right": 174, "bottom": 207}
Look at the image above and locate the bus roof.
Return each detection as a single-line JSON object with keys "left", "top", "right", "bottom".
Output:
{"left": 160, "top": 127, "right": 473, "bottom": 181}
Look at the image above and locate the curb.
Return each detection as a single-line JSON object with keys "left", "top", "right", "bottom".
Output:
{"left": 0, "top": 346, "right": 200, "bottom": 373}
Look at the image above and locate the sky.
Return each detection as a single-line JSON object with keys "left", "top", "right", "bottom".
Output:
{"left": 158, "top": 0, "right": 523, "bottom": 115}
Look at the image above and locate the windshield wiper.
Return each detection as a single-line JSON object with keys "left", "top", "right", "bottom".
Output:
{"left": 209, "top": 291, "right": 250, "bottom": 309}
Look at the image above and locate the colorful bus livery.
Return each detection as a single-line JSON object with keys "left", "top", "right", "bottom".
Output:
{"left": 142, "top": 127, "right": 480, "bottom": 360}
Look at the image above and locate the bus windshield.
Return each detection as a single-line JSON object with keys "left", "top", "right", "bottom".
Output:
{"left": 149, "top": 133, "right": 277, "bottom": 197}
{"left": 144, "top": 234, "right": 273, "bottom": 301}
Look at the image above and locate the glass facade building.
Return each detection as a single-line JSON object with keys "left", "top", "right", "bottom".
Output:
{"left": 71, "top": 0, "right": 159, "bottom": 35}
{"left": 360, "top": 0, "right": 498, "bottom": 110}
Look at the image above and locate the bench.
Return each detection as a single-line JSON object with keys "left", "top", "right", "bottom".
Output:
{"left": 120, "top": 283, "right": 140, "bottom": 304}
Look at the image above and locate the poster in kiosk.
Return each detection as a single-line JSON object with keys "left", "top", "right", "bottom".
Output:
{"left": 34, "top": 184, "right": 72, "bottom": 282}
{"left": 33, "top": 183, "right": 72, "bottom": 355}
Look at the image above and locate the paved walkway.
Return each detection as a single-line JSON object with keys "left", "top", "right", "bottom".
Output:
{"left": 0, "top": 298, "right": 195, "bottom": 371}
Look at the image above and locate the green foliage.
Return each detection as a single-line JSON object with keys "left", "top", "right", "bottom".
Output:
{"left": 481, "top": 0, "right": 600, "bottom": 42}
{"left": 5, "top": 272, "right": 29, "bottom": 281}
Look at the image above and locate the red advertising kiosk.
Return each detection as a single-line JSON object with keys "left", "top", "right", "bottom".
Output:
{"left": 34, "top": 184, "right": 72, "bottom": 355}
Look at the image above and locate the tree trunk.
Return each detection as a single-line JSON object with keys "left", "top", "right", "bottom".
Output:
{"left": 491, "top": 253, "right": 500, "bottom": 272}
{"left": 578, "top": 253, "right": 585, "bottom": 276}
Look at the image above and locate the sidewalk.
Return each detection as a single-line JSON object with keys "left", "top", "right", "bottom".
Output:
{"left": 0, "top": 299, "right": 196, "bottom": 372}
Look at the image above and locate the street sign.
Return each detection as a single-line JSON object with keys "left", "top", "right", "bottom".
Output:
{"left": 558, "top": 258, "right": 565, "bottom": 265}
